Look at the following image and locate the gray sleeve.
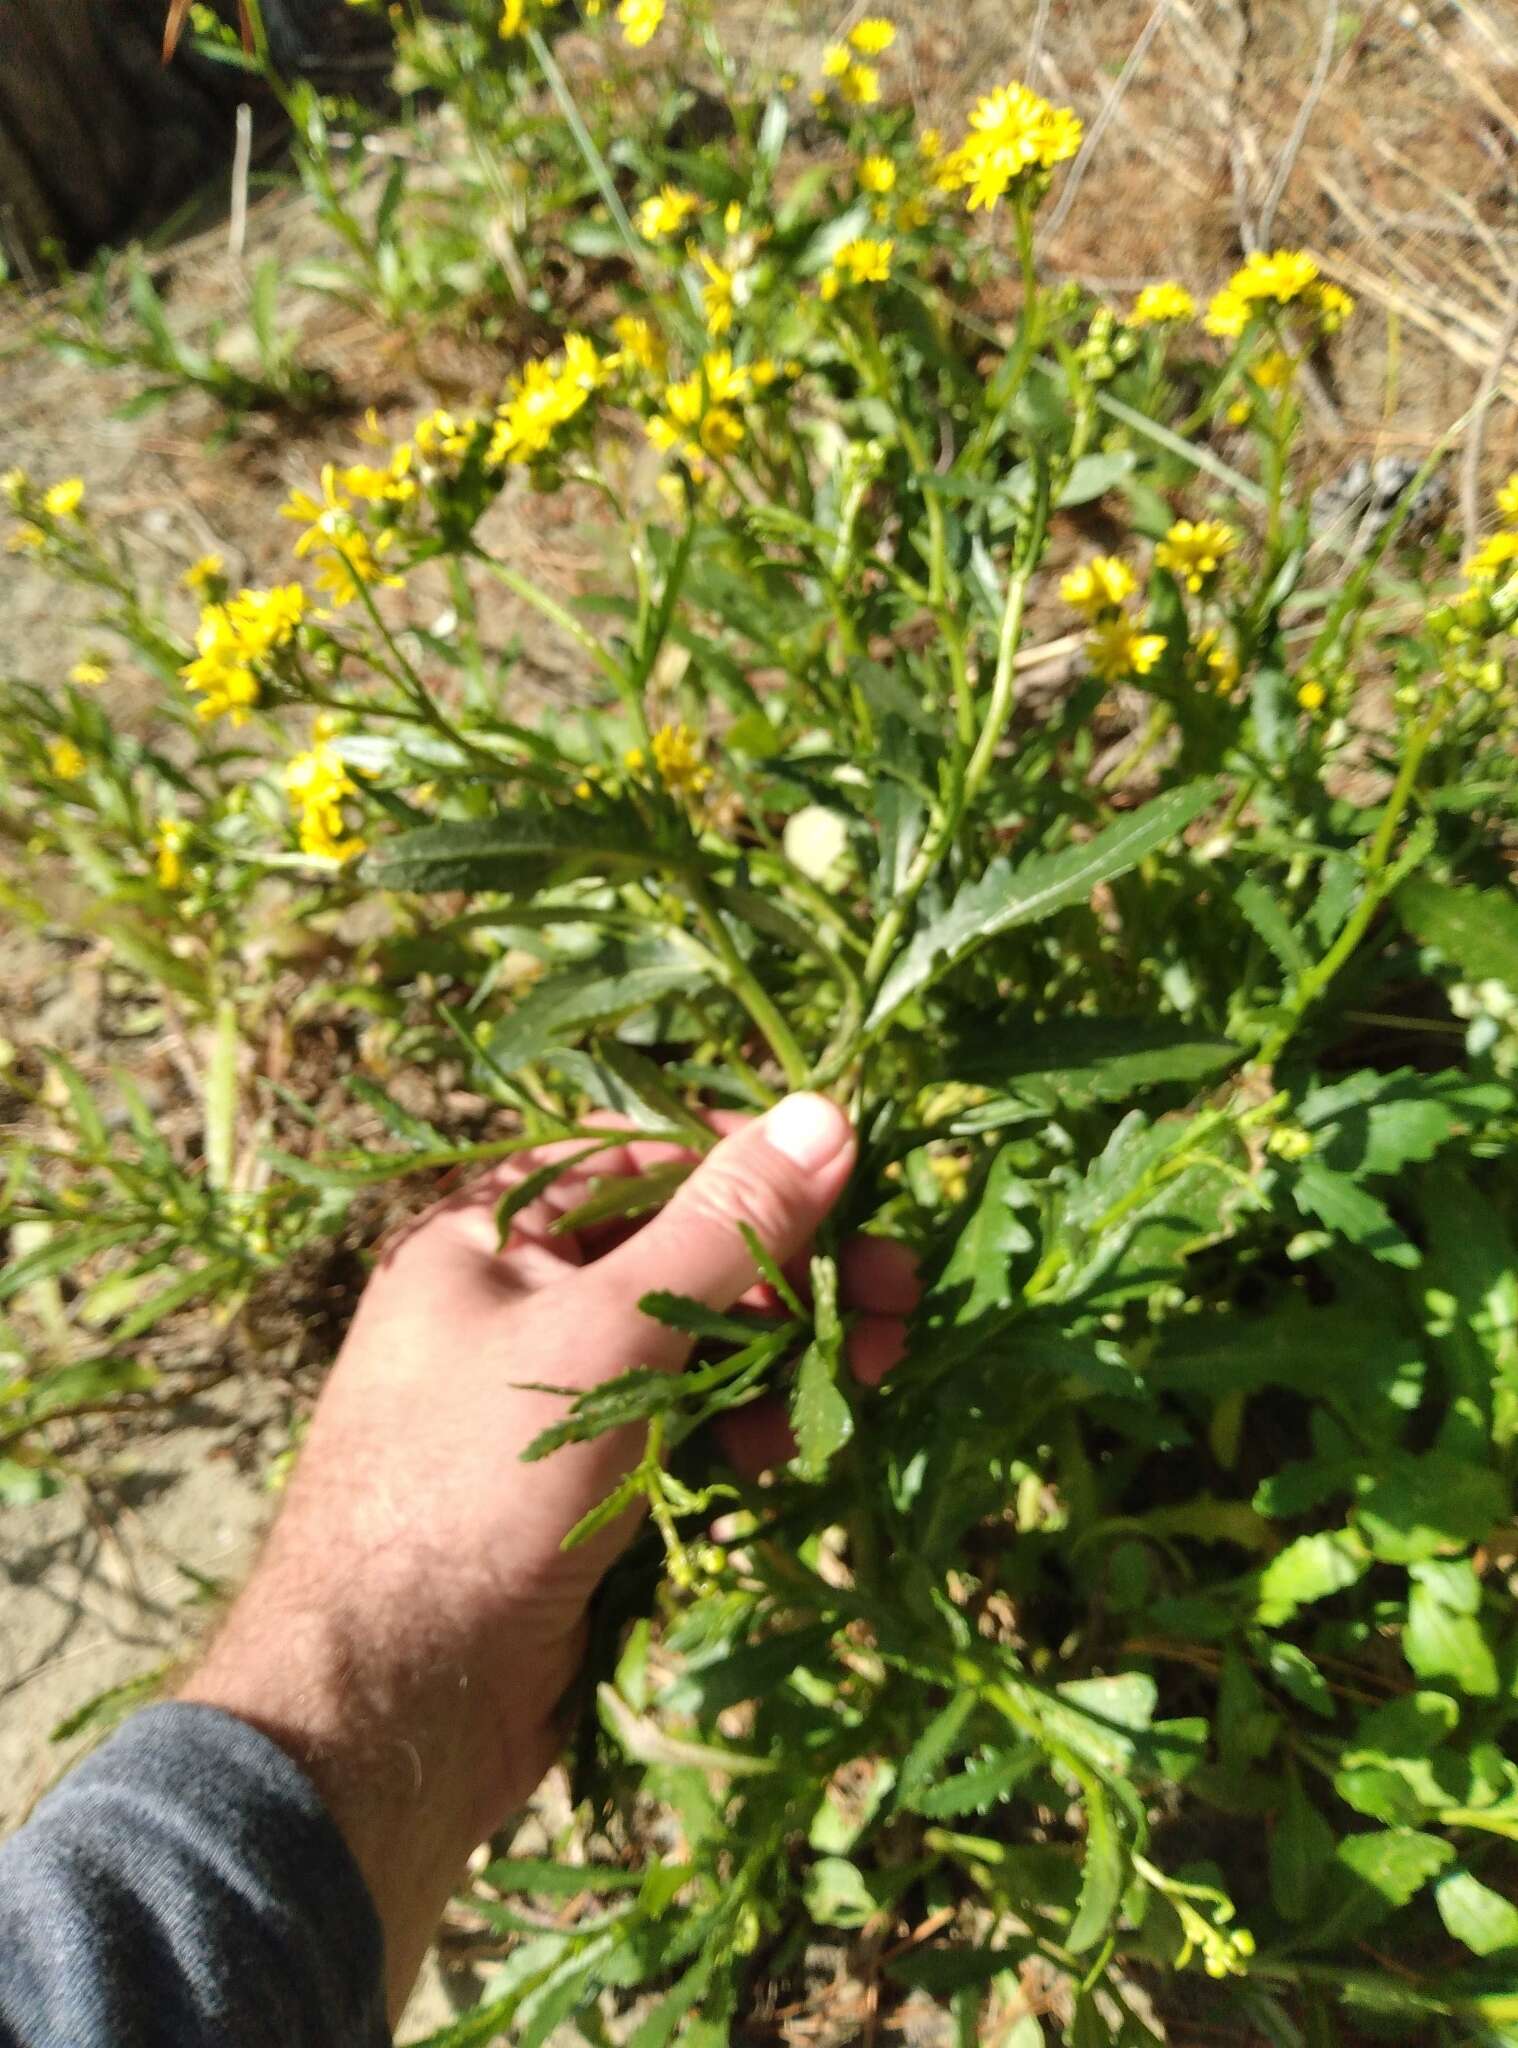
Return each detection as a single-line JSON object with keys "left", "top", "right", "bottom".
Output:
{"left": 0, "top": 1702, "right": 390, "bottom": 2048}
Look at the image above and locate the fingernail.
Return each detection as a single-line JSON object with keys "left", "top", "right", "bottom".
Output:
{"left": 762, "top": 1093, "right": 852, "bottom": 1171}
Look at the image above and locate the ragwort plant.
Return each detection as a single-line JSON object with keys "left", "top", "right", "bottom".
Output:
{"left": 5, "top": 7, "right": 1518, "bottom": 2041}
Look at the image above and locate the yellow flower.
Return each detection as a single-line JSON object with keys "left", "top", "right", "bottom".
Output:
{"left": 919, "top": 126, "right": 943, "bottom": 160}
{"left": 612, "top": 314, "right": 665, "bottom": 376}
{"left": 1128, "top": 281, "right": 1195, "bottom": 328}
{"left": 228, "top": 583, "right": 306, "bottom": 655}
{"left": 649, "top": 721, "right": 712, "bottom": 800}
{"left": 1205, "top": 249, "right": 1350, "bottom": 339}
{"left": 1087, "top": 615, "right": 1167, "bottom": 683}
{"left": 821, "top": 235, "right": 893, "bottom": 299}
{"left": 859, "top": 153, "right": 897, "bottom": 194}
{"left": 341, "top": 445, "right": 416, "bottom": 505}
{"left": 48, "top": 737, "right": 86, "bottom": 780}
{"left": 617, "top": 0, "right": 663, "bottom": 44}
{"left": 821, "top": 42, "right": 850, "bottom": 76}
{"left": 499, "top": 0, "right": 524, "bottom": 33}
{"left": 413, "top": 408, "right": 476, "bottom": 461}
{"left": 283, "top": 464, "right": 353, "bottom": 555}
{"left": 1156, "top": 518, "right": 1237, "bottom": 593}
{"left": 637, "top": 184, "right": 699, "bottom": 240}
{"left": 849, "top": 17, "right": 895, "bottom": 53}
{"left": 155, "top": 818, "right": 187, "bottom": 890}
{"left": 937, "top": 80, "right": 1082, "bottom": 213}
{"left": 700, "top": 350, "right": 753, "bottom": 404}
{"left": 723, "top": 200, "right": 744, "bottom": 237}
{"left": 43, "top": 477, "right": 85, "bottom": 520}
{"left": 1296, "top": 678, "right": 1326, "bottom": 712}
{"left": 1060, "top": 555, "right": 1136, "bottom": 618}
{"left": 181, "top": 584, "right": 304, "bottom": 722}
{"left": 285, "top": 741, "right": 366, "bottom": 862}
{"left": 311, "top": 530, "right": 402, "bottom": 607}
{"left": 68, "top": 656, "right": 109, "bottom": 688}
{"left": 1496, "top": 474, "right": 1518, "bottom": 524}
{"left": 491, "top": 335, "right": 606, "bottom": 466}
{"left": 1465, "top": 530, "right": 1518, "bottom": 583}
{"left": 697, "top": 251, "right": 735, "bottom": 336}
{"left": 838, "top": 60, "right": 880, "bottom": 105}
{"left": 1250, "top": 348, "right": 1296, "bottom": 391}
{"left": 0, "top": 467, "right": 26, "bottom": 508}
{"left": 1195, "top": 629, "right": 1240, "bottom": 694}
{"left": 6, "top": 523, "right": 45, "bottom": 554}
{"left": 183, "top": 553, "right": 224, "bottom": 594}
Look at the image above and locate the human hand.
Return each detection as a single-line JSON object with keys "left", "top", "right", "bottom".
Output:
{"left": 185, "top": 1094, "right": 917, "bottom": 2013}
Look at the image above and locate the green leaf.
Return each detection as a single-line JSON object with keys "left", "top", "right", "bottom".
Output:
{"left": 1334, "top": 1827, "right": 1456, "bottom": 1913}
{"left": 376, "top": 808, "right": 712, "bottom": 893}
{"left": 1270, "top": 1762, "right": 1334, "bottom": 1920}
{"left": 1354, "top": 1453, "right": 1505, "bottom": 1564}
{"left": 1258, "top": 1639, "right": 1334, "bottom": 1720}
{"left": 1405, "top": 1559, "right": 1499, "bottom": 1696}
{"left": 895, "top": 1690, "right": 979, "bottom": 1808}
{"left": 869, "top": 782, "right": 1216, "bottom": 1027}
{"left": 1291, "top": 1162, "right": 1419, "bottom": 1268}
{"left": 947, "top": 1016, "right": 1236, "bottom": 1109}
{"left": 928, "top": 1147, "right": 1034, "bottom": 1325}
{"left": 480, "top": 1857, "right": 647, "bottom": 1897}
{"left": 789, "top": 1255, "right": 852, "bottom": 1481}
{"left": 552, "top": 1043, "right": 714, "bottom": 1146}
{"left": 554, "top": 1160, "right": 693, "bottom": 1234}
{"left": 1395, "top": 875, "right": 1518, "bottom": 985}
{"left": 1435, "top": 1870, "right": 1518, "bottom": 1956}
{"left": 490, "top": 948, "right": 704, "bottom": 1073}
{"left": 1298, "top": 1068, "right": 1508, "bottom": 1179}
{"left": 636, "top": 1293, "right": 781, "bottom": 1345}
{"left": 1256, "top": 1530, "right": 1368, "bottom": 1626}
{"left": 1066, "top": 1775, "right": 1125, "bottom": 1954}
{"left": 50, "top": 1663, "right": 170, "bottom": 1743}
{"left": 1236, "top": 877, "right": 1309, "bottom": 977}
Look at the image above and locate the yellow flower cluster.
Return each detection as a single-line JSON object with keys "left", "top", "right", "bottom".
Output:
{"left": 1468, "top": 530, "right": 1518, "bottom": 584}
{"left": 697, "top": 252, "right": 736, "bottom": 337}
{"left": 1194, "top": 629, "right": 1240, "bottom": 695}
{"left": 820, "top": 235, "right": 893, "bottom": 300}
{"left": 1060, "top": 555, "right": 1135, "bottom": 617}
{"left": 936, "top": 81, "right": 1082, "bottom": 213}
{"left": 1060, "top": 555, "right": 1163, "bottom": 682}
{"left": 155, "top": 818, "right": 187, "bottom": 890}
{"left": 6, "top": 473, "right": 87, "bottom": 554}
{"left": 498, "top": 0, "right": 561, "bottom": 37}
{"left": 646, "top": 350, "right": 769, "bottom": 472}
{"left": 626, "top": 722, "right": 711, "bottom": 801}
{"left": 1204, "top": 249, "right": 1354, "bottom": 340}
{"left": 637, "top": 184, "right": 699, "bottom": 241}
{"left": 1128, "top": 281, "right": 1195, "bottom": 328}
{"left": 284, "top": 737, "right": 365, "bottom": 862}
{"left": 858, "top": 154, "right": 896, "bottom": 195}
{"left": 490, "top": 334, "right": 608, "bottom": 467}
{"left": 819, "top": 17, "right": 893, "bottom": 106}
{"left": 68, "top": 656, "right": 109, "bottom": 688}
{"left": 283, "top": 467, "right": 404, "bottom": 608}
{"left": 182, "top": 584, "right": 305, "bottom": 725}
{"left": 48, "top": 737, "right": 86, "bottom": 781}
{"left": 616, "top": 0, "right": 663, "bottom": 44}
{"left": 183, "top": 553, "right": 225, "bottom": 595}
{"left": 612, "top": 314, "right": 666, "bottom": 377}
{"left": 1155, "top": 518, "right": 1237, "bottom": 594}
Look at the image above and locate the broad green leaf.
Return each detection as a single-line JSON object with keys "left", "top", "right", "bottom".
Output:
{"left": 947, "top": 1015, "right": 1236, "bottom": 1110}
{"left": 1420, "top": 1167, "right": 1518, "bottom": 1438}
{"left": 803, "top": 1856, "right": 880, "bottom": 1928}
{"left": 1258, "top": 1639, "right": 1334, "bottom": 1719}
{"left": 869, "top": 782, "right": 1216, "bottom": 1027}
{"left": 1435, "top": 1870, "right": 1518, "bottom": 1956}
{"left": 376, "top": 808, "right": 712, "bottom": 893}
{"left": 1256, "top": 1530, "right": 1368, "bottom": 1626}
{"left": 1298, "top": 1068, "right": 1509, "bottom": 1179}
{"left": 490, "top": 947, "right": 704, "bottom": 1073}
{"left": 789, "top": 1255, "right": 852, "bottom": 1481}
{"left": 1395, "top": 876, "right": 1518, "bottom": 986}
{"left": 1334, "top": 1827, "right": 1455, "bottom": 1913}
{"left": 1404, "top": 1559, "right": 1499, "bottom": 1696}
{"left": 1354, "top": 1452, "right": 1505, "bottom": 1564}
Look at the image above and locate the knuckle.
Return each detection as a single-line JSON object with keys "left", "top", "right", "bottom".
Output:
{"left": 677, "top": 1149, "right": 797, "bottom": 1253}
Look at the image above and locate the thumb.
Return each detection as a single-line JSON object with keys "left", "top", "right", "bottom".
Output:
{"left": 589, "top": 1094, "right": 855, "bottom": 1322}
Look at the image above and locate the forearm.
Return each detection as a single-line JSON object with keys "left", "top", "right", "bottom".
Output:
{"left": 0, "top": 1704, "right": 389, "bottom": 2048}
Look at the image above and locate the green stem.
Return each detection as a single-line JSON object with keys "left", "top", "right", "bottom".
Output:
{"left": 685, "top": 879, "right": 809, "bottom": 1092}
{"left": 469, "top": 547, "right": 630, "bottom": 694}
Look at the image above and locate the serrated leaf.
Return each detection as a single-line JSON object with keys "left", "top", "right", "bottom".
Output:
{"left": 1291, "top": 1162, "right": 1419, "bottom": 1267}
{"left": 635, "top": 1292, "right": 781, "bottom": 1345}
{"left": 1236, "top": 877, "right": 1309, "bottom": 976}
{"left": 789, "top": 1255, "right": 851, "bottom": 1481}
{"left": 1436, "top": 1871, "right": 1518, "bottom": 1956}
{"left": 554, "top": 1160, "right": 692, "bottom": 1234}
{"left": 910, "top": 1748, "right": 1039, "bottom": 1819}
{"left": 869, "top": 782, "right": 1215, "bottom": 1027}
{"left": 1066, "top": 1775, "right": 1125, "bottom": 1954}
{"left": 1395, "top": 876, "right": 1518, "bottom": 986}
{"left": 927, "top": 1146, "right": 1035, "bottom": 1325}
{"left": 948, "top": 1015, "right": 1236, "bottom": 1108}
{"left": 894, "top": 1690, "right": 978, "bottom": 1808}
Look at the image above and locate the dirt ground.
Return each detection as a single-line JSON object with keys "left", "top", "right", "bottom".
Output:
{"left": 3, "top": 3, "right": 1518, "bottom": 2040}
